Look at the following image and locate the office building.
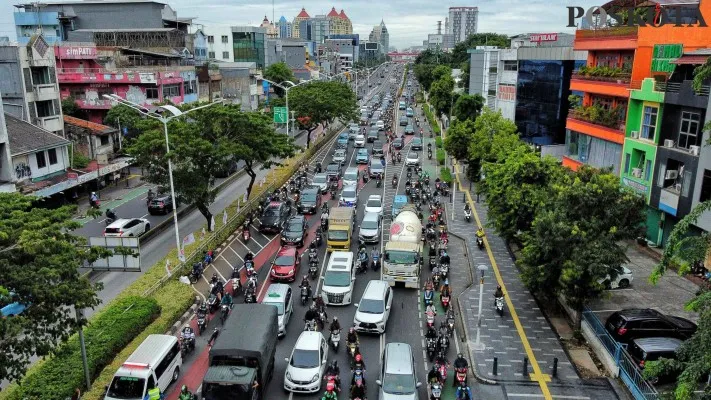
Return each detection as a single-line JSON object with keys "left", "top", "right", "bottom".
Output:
{"left": 232, "top": 26, "right": 267, "bottom": 69}
{"left": 277, "top": 16, "right": 293, "bottom": 39}
{"left": 292, "top": 8, "right": 310, "bottom": 39}
{"left": 447, "top": 7, "right": 478, "bottom": 45}
{"left": 369, "top": 20, "right": 389, "bottom": 56}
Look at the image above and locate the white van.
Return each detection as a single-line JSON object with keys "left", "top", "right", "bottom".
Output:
{"left": 343, "top": 167, "right": 360, "bottom": 187}
{"left": 321, "top": 251, "right": 355, "bottom": 305}
{"left": 105, "top": 334, "right": 181, "bottom": 400}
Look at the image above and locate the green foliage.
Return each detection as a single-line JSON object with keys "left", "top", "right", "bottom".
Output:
{"left": 469, "top": 108, "right": 524, "bottom": 164}
{"left": 436, "top": 149, "right": 446, "bottom": 166}
{"left": 430, "top": 76, "right": 455, "bottom": 117}
{"left": 576, "top": 65, "right": 629, "bottom": 77}
{"left": 452, "top": 94, "right": 484, "bottom": 123}
{"left": 0, "top": 193, "right": 104, "bottom": 382}
{"left": 423, "top": 104, "right": 441, "bottom": 134}
{"left": 264, "top": 62, "right": 296, "bottom": 97}
{"left": 104, "top": 104, "right": 153, "bottom": 138}
{"left": 61, "top": 97, "right": 82, "bottom": 118}
{"left": 444, "top": 120, "right": 475, "bottom": 161}
{"left": 4, "top": 296, "right": 159, "bottom": 400}
{"left": 570, "top": 103, "right": 624, "bottom": 129}
{"left": 435, "top": 137, "right": 443, "bottom": 148}
{"left": 440, "top": 167, "right": 453, "bottom": 184}
{"left": 71, "top": 146, "right": 90, "bottom": 168}
{"left": 414, "top": 64, "right": 437, "bottom": 92}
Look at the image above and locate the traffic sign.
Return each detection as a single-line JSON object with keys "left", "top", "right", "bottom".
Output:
{"left": 273, "top": 107, "right": 288, "bottom": 123}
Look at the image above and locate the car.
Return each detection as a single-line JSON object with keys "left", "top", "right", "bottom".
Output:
{"left": 348, "top": 123, "right": 360, "bottom": 138}
{"left": 312, "top": 173, "right": 329, "bottom": 194}
{"left": 356, "top": 148, "right": 370, "bottom": 164}
{"left": 372, "top": 140, "right": 385, "bottom": 157}
{"left": 270, "top": 246, "right": 301, "bottom": 282}
{"left": 321, "top": 252, "right": 356, "bottom": 305}
{"left": 359, "top": 114, "right": 369, "bottom": 125}
{"left": 411, "top": 137, "right": 423, "bottom": 150}
{"left": 377, "top": 343, "right": 422, "bottom": 400}
{"left": 599, "top": 265, "right": 634, "bottom": 289}
{"left": 605, "top": 308, "right": 698, "bottom": 343}
{"left": 367, "top": 128, "right": 380, "bottom": 143}
{"left": 399, "top": 116, "right": 408, "bottom": 126}
{"left": 342, "top": 167, "right": 359, "bottom": 187}
{"left": 364, "top": 194, "right": 384, "bottom": 216}
{"left": 281, "top": 215, "right": 308, "bottom": 247}
{"left": 404, "top": 124, "right": 415, "bottom": 135}
{"left": 1, "top": 292, "right": 28, "bottom": 317}
{"left": 332, "top": 149, "right": 347, "bottom": 166}
{"left": 368, "top": 159, "right": 385, "bottom": 178}
{"left": 262, "top": 284, "right": 294, "bottom": 337}
{"left": 325, "top": 162, "right": 341, "bottom": 179}
{"left": 283, "top": 331, "right": 329, "bottom": 393}
{"left": 148, "top": 195, "right": 178, "bottom": 215}
{"left": 353, "top": 133, "right": 366, "bottom": 147}
{"left": 406, "top": 107, "right": 414, "bottom": 117}
{"left": 259, "top": 201, "right": 291, "bottom": 233}
{"left": 297, "top": 188, "right": 321, "bottom": 214}
{"left": 104, "top": 218, "right": 151, "bottom": 237}
{"left": 628, "top": 337, "right": 683, "bottom": 384}
{"left": 399, "top": 101, "right": 406, "bottom": 110}
{"left": 337, "top": 132, "right": 349, "bottom": 148}
{"left": 339, "top": 184, "right": 358, "bottom": 207}
{"left": 405, "top": 151, "right": 420, "bottom": 166}
{"left": 353, "top": 280, "right": 393, "bottom": 334}
{"left": 359, "top": 211, "right": 381, "bottom": 244}
{"left": 375, "top": 120, "right": 385, "bottom": 130}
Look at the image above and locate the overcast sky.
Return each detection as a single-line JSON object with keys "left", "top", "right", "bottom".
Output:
{"left": 0, "top": 0, "right": 599, "bottom": 49}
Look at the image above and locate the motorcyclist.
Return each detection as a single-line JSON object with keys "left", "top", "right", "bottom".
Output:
{"left": 90, "top": 192, "right": 99, "bottom": 207}
{"left": 178, "top": 385, "right": 193, "bottom": 400}
{"left": 352, "top": 353, "right": 366, "bottom": 374}
{"left": 464, "top": 203, "right": 471, "bottom": 213}
{"left": 350, "top": 379, "right": 366, "bottom": 399}
{"left": 147, "top": 188, "right": 155, "bottom": 203}
{"left": 309, "top": 241, "right": 318, "bottom": 260}
{"left": 426, "top": 303, "right": 437, "bottom": 317}
{"left": 494, "top": 285, "right": 505, "bottom": 306}
{"left": 316, "top": 161, "right": 322, "bottom": 173}
{"left": 321, "top": 380, "right": 338, "bottom": 400}
{"left": 476, "top": 227, "right": 485, "bottom": 239}
{"left": 330, "top": 316, "right": 341, "bottom": 332}
{"left": 324, "top": 360, "right": 341, "bottom": 391}
{"left": 453, "top": 353, "right": 469, "bottom": 387}
{"left": 440, "top": 280, "right": 452, "bottom": 297}
{"left": 244, "top": 251, "right": 255, "bottom": 263}
{"left": 439, "top": 251, "right": 451, "bottom": 266}
{"left": 300, "top": 276, "right": 312, "bottom": 298}
{"left": 180, "top": 326, "right": 195, "bottom": 350}
{"left": 304, "top": 305, "right": 319, "bottom": 326}
{"left": 455, "top": 385, "right": 474, "bottom": 400}
{"left": 105, "top": 208, "right": 117, "bottom": 221}
{"left": 197, "top": 301, "right": 208, "bottom": 317}
{"left": 314, "top": 295, "right": 327, "bottom": 319}
{"left": 424, "top": 278, "right": 434, "bottom": 292}
{"left": 346, "top": 327, "right": 360, "bottom": 347}
{"left": 428, "top": 364, "right": 443, "bottom": 385}
{"left": 425, "top": 325, "right": 438, "bottom": 340}
{"left": 220, "top": 291, "right": 233, "bottom": 307}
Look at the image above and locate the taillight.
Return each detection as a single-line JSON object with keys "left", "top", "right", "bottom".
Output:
{"left": 617, "top": 327, "right": 627, "bottom": 335}
{"left": 159, "top": 202, "right": 165, "bottom": 208}
{"left": 639, "top": 360, "right": 645, "bottom": 368}
{"left": 119, "top": 231, "right": 124, "bottom": 236}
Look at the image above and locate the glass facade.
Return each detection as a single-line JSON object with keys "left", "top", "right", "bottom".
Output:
{"left": 233, "top": 31, "right": 265, "bottom": 68}
{"left": 565, "top": 130, "right": 623, "bottom": 175}
{"left": 515, "top": 60, "right": 584, "bottom": 145}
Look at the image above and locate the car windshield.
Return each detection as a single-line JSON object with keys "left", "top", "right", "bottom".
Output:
{"left": 274, "top": 255, "right": 295, "bottom": 266}
{"left": 264, "top": 207, "right": 280, "bottom": 217}
{"left": 342, "top": 189, "right": 356, "bottom": 198}
{"left": 324, "top": 270, "right": 351, "bottom": 287}
{"left": 339, "top": 134, "right": 348, "bottom": 140}
{"left": 263, "top": 301, "right": 284, "bottom": 315}
{"left": 386, "top": 250, "right": 418, "bottom": 264}
{"left": 409, "top": 153, "right": 419, "bottom": 159}
{"left": 358, "top": 149, "right": 368, "bottom": 155}
{"left": 358, "top": 298, "right": 384, "bottom": 314}
{"left": 290, "top": 349, "right": 320, "bottom": 368}
{"left": 328, "top": 230, "right": 348, "bottom": 241}
{"left": 361, "top": 219, "right": 379, "bottom": 230}
{"left": 383, "top": 373, "right": 416, "bottom": 395}
{"left": 413, "top": 139, "right": 421, "bottom": 144}
{"left": 367, "top": 199, "right": 381, "bottom": 208}
{"left": 345, "top": 171, "right": 358, "bottom": 180}
{"left": 313, "top": 175, "right": 327, "bottom": 184}
{"left": 327, "top": 165, "right": 339, "bottom": 171}
{"left": 335, "top": 150, "right": 345, "bottom": 156}
{"left": 301, "top": 192, "right": 317, "bottom": 202}
{"left": 107, "top": 376, "right": 145, "bottom": 399}
{"left": 286, "top": 222, "right": 303, "bottom": 234}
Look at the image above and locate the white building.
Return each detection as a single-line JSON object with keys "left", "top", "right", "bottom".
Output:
{"left": 447, "top": 7, "right": 478, "bottom": 45}
{"left": 204, "top": 27, "right": 234, "bottom": 62}
{"left": 0, "top": 100, "right": 15, "bottom": 193}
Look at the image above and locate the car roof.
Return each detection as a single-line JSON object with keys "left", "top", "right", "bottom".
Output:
{"left": 314, "top": 173, "right": 327, "bottom": 179}
{"left": 368, "top": 195, "right": 382, "bottom": 201}
{"left": 106, "top": 218, "right": 134, "bottom": 228}
{"left": 345, "top": 167, "right": 359, "bottom": 172}
{"left": 363, "top": 280, "right": 388, "bottom": 299}
{"left": 384, "top": 342, "right": 414, "bottom": 374}
{"left": 265, "top": 283, "right": 290, "bottom": 298}
{"left": 363, "top": 211, "right": 380, "bottom": 222}
{"left": 277, "top": 246, "right": 297, "bottom": 256}
{"left": 295, "top": 331, "right": 323, "bottom": 349}
{"left": 302, "top": 187, "right": 319, "bottom": 194}
{"left": 631, "top": 337, "right": 683, "bottom": 352}
{"left": 288, "top": 215, "right": 306, "bottom": 223}
{"left": 614, "top": 308, "right": 664, "bottom": 320}
{"left": 342, "top": 184, "right": 357, "bottom": 190}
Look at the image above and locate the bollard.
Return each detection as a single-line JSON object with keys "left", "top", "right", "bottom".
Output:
{"left": 552, "top": 357, "right": 558, "bottom": 378}
{"left": 523, "top": 357, "right": 529, "bottom": 376}
{"left": 493, "top": 357, "right": 498, "bottom": 376}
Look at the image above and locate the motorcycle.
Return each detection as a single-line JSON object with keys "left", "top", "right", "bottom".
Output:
{"left": 436, "top": 356, "right": 448, "bottom": 383}
{"left": 438, "top": 335, "right": 450, "bottom": 355}
{"left": 495, "top": 296, "right": 505, "bottom": 317}
{"left": 321, "top": 217, "right": 329, "bottom": 231}
{"left": 180, "top": 336, "right": 194, "bottom": 358}
{"left": 392, "top": 176, "right": 398, "bottom": 188}
{"left": 244, "top": 287, "right": 256, "bottom": 303}
{"left": 429, "top": 255, "right": 437, "bottom": 271}
{"left": 430, "top": 382, "right": 443, "bottom": 400}
{"left": 330, "top": 329, "right": 341, "bottom": 352}
{"left": 189, "top": 262, "right": 204, "bottom": 284}
{"left": 207, "top": 293, "right": 219, "bottom": 313}
{"left": 305, "top": 319, "right": 318, "bottom": 331}
{"left": 446, "top": 311, "right": 456, "bottom": 337}
{"left": 426, "top": 309, "right": 436, "bottom": 329}
{"left": 352, "top": 368, "right": 366, "bottom": 390}
{"left": 220, "top": 304, "right": 230, "bottom": 325}
{"left": 371, "top": 253, "right": 381, "bottom": 271}
{"left": 242, "top": 227, "right": 250, "bottom": 242}
{"left": 432, "top": 273, "right": 441, "bottom": 289}
{"left": 455, "top": 367, "right": 468, "bottom": 387}
{"left": 376, "top": 174, "right": 382, "bottom": 188}
{"left": 423, "top": 289, "right": 434, "bottom": 306}
{"left": 426, "top": 337, "right": 437, "bottom": 361}
{"left": 347, "top": 342, "right": 358, "bottom": 361}
{"left": 309, "top": 260, "right": 319, "bottom": 279}
{"left": 464, "top": 209, "right": 472, "bottom": 222}
{"left": 397, "top": 153, "right": 402, "bottom": 163}
{"left": 315, "top": 228, "right": 323, "bottom": 246}
{"left": 317, "top": 309, "right": 328, "bottom": 329}
{"left": 301, "top": 286, "right": 311, "bottom": 306}
{"left": 440, "top": 263, "right": 449, "bottom": 279}
{"left": 231, "top": 276, "right": 242, "bottom": 296}
{"left": 477, "top": 236, "right": 484, "bottom": 250}
{"left": 196, "top": 311, "right": 207, "bottom": 335}
{"left": 356, "top": 253, "right": 368, "bottom": 274}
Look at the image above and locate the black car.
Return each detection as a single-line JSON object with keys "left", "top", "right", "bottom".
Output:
{"left": 628, "top": 337, "right": 682, "bottom": 384}
{"left": 325, "top": 162, "right": 341, "bottom": 179}
{"left": 399, "top": 116, "right": 409, "bottom": 126}
{"left": 259, "top": 201, "right": 291, "bottom": 233}
{"left": 411, "top": 137, "right": 423, "bottom": 150}
{"left": 281, "top": 215, "right": 308, "bottom": 247}
{"left": 148, "top": 195, "right": 178, "bottom": 215}
{"left": 297, "top": 188, "right": 322, "bottom": 214}
{"left": 372, "top": 140, "right": 385, "bottom": 157}
{"left": 367, "top": 128, "right": 379, "bottom": 143}
{"left": 392, "top": 137, "right": 404, "bottom": 150}
{"left": 605, "top": 309, "right": 698, "bottom": 343}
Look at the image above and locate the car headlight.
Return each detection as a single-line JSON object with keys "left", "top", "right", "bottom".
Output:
{"left": 310, "top": 374, "right": 320, "bottom": 383}
{"left": 287, "top": 269, "right": 294, "bottom": 275}
{"left": 286, "top": 371, "right": 292, "bottom": 380}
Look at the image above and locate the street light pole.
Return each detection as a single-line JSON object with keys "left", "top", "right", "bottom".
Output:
{"left": 474, "top": 264, "right": 488, "bottom": 350}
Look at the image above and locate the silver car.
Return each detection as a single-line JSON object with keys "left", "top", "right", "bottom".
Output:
{"left": 368, "top": 159, "right": 385, "bottom": 178}
{"left": 333, "top": 149, "right": 347, "bottom": 166}
{"left": 339, "top": 184, "right": 358, "bottom": 207}
{"left": 312, "top": 173, "right": 329, "bottom": 194}
{"left": 359, "top": 211, "right": 381, "bottom": 244}
{"left": 405, "top": 152, "right": 420, "bottom": 166}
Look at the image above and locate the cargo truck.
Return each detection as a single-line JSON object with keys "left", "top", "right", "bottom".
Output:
{"left": 383, "top": 204, "right": 422, "bottom": 288}
{"left": 327, "top": 207, "right": 354, "bottom": 252}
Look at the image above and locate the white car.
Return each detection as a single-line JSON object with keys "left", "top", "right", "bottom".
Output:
{"left": 104, "top": 218, "right": 150, "bottom": 237}
{"left": 321, "top": 252, "right": 356, "bottom": 305}
{"left": 312, "top": 173, "right": 329, "bottom": 194}
{"left": 333, "top": 149, "right": 347, "bottom": 166}
{"left": 353, "top": 280, "right": 393, "bottom": 334}
{"left": 405, "top": 152, "right": 420, "bottom": 166}
{"left": 599, "top": 265, "right": 634, "bottom": 289}
{"left": 284, "top": 331, "right": 329, "bottom": 393}
{"left": 364, "top": 194, "right": 383, "bottom": 217}
{"left": 375, "top": 120, "right": 385, "bottom": 130}
{"left": 354, "top": 134, "right": 366, "bottom": 148}
{"left": 339, "top": 184, "right": 358, "bottom": 207}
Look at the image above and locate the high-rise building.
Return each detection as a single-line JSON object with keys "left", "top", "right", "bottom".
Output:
{"left": 232, "top": 26, "right": 267, "bottom": 69}
{"left": 326, "top": 8, "right": 352, "bottom": 35}
{"left": 447, "top": 7, "right": 478, "bottom": 44}
{"left": 277, "top": 16, "right": 292, "bottom": 38}
{"left": 292, "top": 8, "right": 310, "bottom": 39}
{"left": 369, "top": 20, "right": 389, "bottom": 56}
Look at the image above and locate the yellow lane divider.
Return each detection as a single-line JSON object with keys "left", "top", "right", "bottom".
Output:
{"left": 452, "top": 161, "right": 553, "bottom": 399}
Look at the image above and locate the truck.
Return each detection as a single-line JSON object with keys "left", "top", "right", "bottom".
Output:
{"left": 201, "top": 304, "right": 278, "bottom": 400}
{"left": 383, "top": 204, "right": 422, "bottom": 288}
{"left": 327, "top": 207, "right": 354, "bottom": 252}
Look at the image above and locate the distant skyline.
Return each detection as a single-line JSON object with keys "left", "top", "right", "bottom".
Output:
{"left": 0, "top": 0, "right": 599, "bottom": 48}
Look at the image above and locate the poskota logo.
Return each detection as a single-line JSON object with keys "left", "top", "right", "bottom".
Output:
{"left": 567, "top": 5, "right": 707, "bottom": 28}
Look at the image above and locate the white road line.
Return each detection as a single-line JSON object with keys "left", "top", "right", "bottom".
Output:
{"left": 254, "top": 230, "right": 271, "bottom": 244}
{"left": 248, "top": 235, "right": 266, "bottom": 250}
{"left": 219, "top": 254, "right": 235, "bottom": 272}
{"left": 226, "top": 245, "right": 244, "bottom": 262}
{"left": 508, "top": 395, "right": 590, "bottom": 400}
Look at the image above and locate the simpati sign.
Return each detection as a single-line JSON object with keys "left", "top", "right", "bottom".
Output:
{"left": 529, "top": 33, "right": 558, "bottom": 43}
{"left": 57, "top": 46, "right": 97, "bottom": 59}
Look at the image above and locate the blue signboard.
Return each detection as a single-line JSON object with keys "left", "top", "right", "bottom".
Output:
{"left": 262, "top": 81, "right": 270, "bottom": 105}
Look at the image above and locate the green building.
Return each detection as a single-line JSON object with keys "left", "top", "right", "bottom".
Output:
{"left": 620, "top": 78, "right": 665, "bottom": 245}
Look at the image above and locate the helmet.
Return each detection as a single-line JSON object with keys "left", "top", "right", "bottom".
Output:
{"left": 457, "top": 353, "right": 464, "bottom": 359}
{"left": 91, "top": 192, "right": 96, "bottom": 196}
{"left": 181, "top": 385, "right": 188, "bottom": 393}
{"left": 303, "top": 275, "right": 309, "bottom": 281}
{"left": 444, "top": 279, "right": 449, "bottom": 286}
{"left": 310, "top": 304, "right": 316, "bottom": 310}
{"left": 333, "top": 316, "right": 338, "bottom": 322}
{"left": 310, "top": 242, "right": 316, "bottom": 249}
{"left": 326, "top": 381, "right": 336, "bottom": 391}
{"left": 355, "top": 354, "right": 362, "bottom": 362}
{"left": 349, "top": 327, "right": 355, "bottom": 334}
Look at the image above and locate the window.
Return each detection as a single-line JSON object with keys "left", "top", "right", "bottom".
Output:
{"left": 678, "top": 111, "right": 701, "bottom": 149}
{"left": 208, "top": 51, "right": 215, "bottom": 59}
{"left": 47, "top": 148, "right": 58, "bottom": 165}
{"left": 145, "top": 88, "right": 159, "bottom": 99}
{"left": 700, "top": 169, "right": 711, "bottom": 202}
{"left": 155, "top": 342, "right": 180, "bottom": 379}
{"left": 594, "top": 96, "right": 613, "bottom": 110}
{"left": 641, "top": 106, "right": 658, "bottom": 140}
{"left": 503, "top": 60, "right": 517, "bottom": 71}
{"left": 36, "top": 151, "right": 46, "bottom": 169}
{"left": 35, "top": 100, "right": 55, "bottom": 118}
{"left": 162, "top": 84, "right": 180, "bottom": 98}
{"left": 624, "top": 153, "right": 631, "bottom": 174}
{"left": 489, "top": 66, "right": 497, "bottom": 73}
{"left": 31, "top": 67, "right": 50, "bottom": 85}
{"left": 185, "top": 80, "right": 196, "bottom": 95}
{"left": 207, "top": 35, "right": 214, "bottom": 43}
{"left": 221, "top": 35, "right": 228, "bottom": 43}
{"left": 222, "top": 51, "right": 229, "bottom": 59}
{"left": 99, "top": 135, "right": 110, "bottom": 146}
{"left": 644, "top": 160, "right": 652, "bottom": 181}
{"left": 488, "top": 89, "right": 497, "bottom": 96}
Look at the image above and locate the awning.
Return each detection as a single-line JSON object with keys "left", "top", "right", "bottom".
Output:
{"left": 672, "top": 55, "right": 710, "bottom": 64}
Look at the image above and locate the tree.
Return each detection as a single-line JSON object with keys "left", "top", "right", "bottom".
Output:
{"left": 289, "top": 80, "right": 358, "bottom": 149}
{"left": 431, "top": 65, "right": 452, "bottom": 82}
{"left": 444, "top": 119, "right": 475, "bottom": 161}
{"left": 104, "top": 104, "right": 153, "bottom": 139}
{"left": 0, "top": 193, "right": 104, "bottom": 382}
{"left": 61, "top": 97, "right": 82, "bottom": 118}
{"left": 450, "top": 33, "right": 510, "bottom": 66}
{"left": 414, "top": 63, "right": 437, "bottom": 92}
{"left": 452, "top": 94, "right": 484, "bottom": 123}
{"left": 429, "top": 76, "right": 455, "bottom": 117}
{"left": 264, "top": 62, "right": 296, "bottom": 97}
{"left": 469, "top": 108, "right": 523, "bottom": 164}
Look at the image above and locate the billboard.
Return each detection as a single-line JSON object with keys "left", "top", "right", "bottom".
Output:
{"left": 529, "top": 33, "right": 558, "bottom": 43}
{"left": 56, "top": 45, "right": 97, "bottom": 59}
{"left": 365, "top": 42, "right": 379, "bottom": 50}
{"left": 88, "top": 237, "right": 141, "bottom": 272}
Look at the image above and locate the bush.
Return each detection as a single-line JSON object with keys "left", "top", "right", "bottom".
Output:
{"left": 435, "top": 137, "right": 443, "bottom": 148}
{"left": 6, "top": 297, "right": 159, "bottom": 400}
{"left": 72, "top": 146, "right": 91, "bottom": 168}
{"left": 440, "top": 167, "right": 453, "bottom": 184}
{"left": 436, "top": 149, "right": 446, "bottom": 166}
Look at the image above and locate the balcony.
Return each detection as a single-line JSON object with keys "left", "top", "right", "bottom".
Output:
{"left": 574, "top": 26, "right": 638, "bottom": 51}
{"left": 33, "top": 115, "right": 63, "bottom": 132}
{"left": 655, "top": 80, "right": 710, "bottom": 108}
{"left": 33, "top": 84, "right": 59, "bottom": 102}
{"left": 56, "top": 66, "right": 195, "bottom": 85}
{"left": 567, "top": 107, "right": 625, "bottom": 145}
{"left": 75, "top": 99, "right": 114, "bottom": 110}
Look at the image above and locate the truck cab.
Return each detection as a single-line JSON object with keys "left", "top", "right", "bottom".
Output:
{"left": 392, "top": 195, "right": 408, "bottom": 218}
{"left": 327, "top": 207, "right": 355, "bottom": 252}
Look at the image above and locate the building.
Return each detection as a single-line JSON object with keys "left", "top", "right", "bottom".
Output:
{"left": 299, "top": 15, "right": 331, "bottom": 44}
{"left": 325, "top": 34, "right": 359, "bottom": 72}
{"left": 277, "top": 16, "right": 293, "bottom": 39}
{"left": 260, "top": 16, "right": 278, "bottom": 39}
{"left": 326, "top": 8, "right": 353, "bottom": 35}
{"left": 0, "top": 100, "right": 16, "bottom": 193}
{"left": 387, "top": 52, "right": 418, "bottom": 63}
{"left": 205, "top": 27, "right": 234, "bottom": 61}
{"left": 292, "top": 8, "right": 310, "bottom": 39}
{"left": 369, "top": 21, "right": 389, "bottom": 56}
{"left": 219, "top": 62, "right": 259, "bottom": 111}
{"left": 197, "top": 64, "right": 222, "bottom": 102}
{"left": 447, "top": 7, "right": 478, "bottom": 45}
{"left": 63, "top": 115, "right": 119, "bottom": 160}
{"left": 0, "top": 36, "right": 64, "bottom": 136}
{"left": 187, "top": 29, "right": 208, "bottom": 62}
{"left": 359, "top": 41, "right": 380, "bottom": 67}
{"left": 54, "top": 42, "right": 198, "bottom": 124}
{"left": 232, "top": 26, "right": 267, "bottom": 69}
{"left": 266, "top": 38, "right": 313, "bottom": 80}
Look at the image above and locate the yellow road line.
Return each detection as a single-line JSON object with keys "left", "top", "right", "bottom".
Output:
{"left": 452, "top": 161, "right": 553, "bottom": 399}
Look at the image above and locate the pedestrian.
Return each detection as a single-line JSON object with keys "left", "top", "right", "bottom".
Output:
{"left": 71, "top": 388, "right": 81, "bottom": 400}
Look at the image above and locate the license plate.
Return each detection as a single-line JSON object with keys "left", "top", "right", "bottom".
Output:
{"left": 395, "top": 277, "right": 406, "bottom": 281}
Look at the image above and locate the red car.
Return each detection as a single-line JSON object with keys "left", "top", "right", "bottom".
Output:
{"left": 270, "top": 246, "right": 301, "bottom": 282}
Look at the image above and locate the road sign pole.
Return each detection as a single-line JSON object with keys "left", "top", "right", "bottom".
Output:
{"left": 285, "top": 88, "right": 289, "bottom": 135}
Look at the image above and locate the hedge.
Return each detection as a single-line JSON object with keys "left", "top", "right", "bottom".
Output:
{"left": 435, "top": 137, "right": 443, "bottom": 149}
{"left": 436, "top": 149, "right": 446, "bottom": 166}
{"left": 5, "top": 296, "right": 159, "bottom": 400}
{"left": 440, "top": 167, "right": 453, "bottom": 184}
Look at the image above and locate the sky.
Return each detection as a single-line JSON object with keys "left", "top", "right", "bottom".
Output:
{"left": 0, "top": 0, "right": 600, "bottom": 49}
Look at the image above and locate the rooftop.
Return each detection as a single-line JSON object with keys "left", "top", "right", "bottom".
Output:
{"left": 63, "top": 115, "right": 117, "bottom": 135}
{"left": 296, "top": 7, "right": 310, "bottom": 18}
{"left": 5, "top": 113, "right": 70, "bottom": 156}
{"left": 327, "top": 7, "right": 340, "bottom": 17}
{"left": 15, "top": 0, "right": 166, "bottom": 6}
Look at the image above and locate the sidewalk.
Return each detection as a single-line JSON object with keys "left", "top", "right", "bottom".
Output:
{"left": 74, "top": 166, "right": 148, "bottom": 223}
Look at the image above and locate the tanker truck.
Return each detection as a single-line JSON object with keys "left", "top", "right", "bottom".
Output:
{"left": 383, "top": 204, "right": 422, "bottom": 288}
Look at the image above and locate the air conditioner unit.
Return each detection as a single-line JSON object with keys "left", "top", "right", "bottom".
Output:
{"left": 689, "top": 145, "right": 700, "bottom": 156}
{"left": 630, "top": 130, "right": 639, "bottom": 139}
{"left": 665, "top": 170, "right": 678, "bottom": 180}
{"left": 664, "top": 139, "right": 675, "bottom": 148}
{"left": 631, "top": 168, "right": 642, "bottom": 178}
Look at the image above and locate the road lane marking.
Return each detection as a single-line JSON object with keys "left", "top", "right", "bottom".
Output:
{"left": 226, "top": 245, "right": 244, "bottom": 262}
